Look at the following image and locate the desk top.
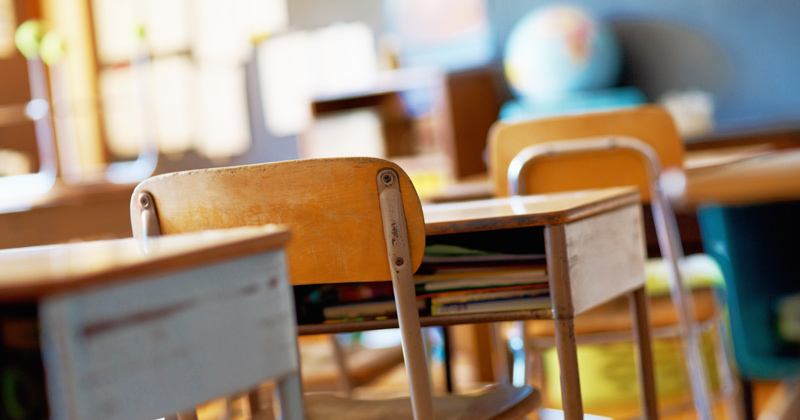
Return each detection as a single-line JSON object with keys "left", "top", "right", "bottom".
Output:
{"left": 0, "top": 225, "right": 290, "bottom": 301}
{"left": 312, "top": 67, "right": 444, "bottom": 103}
{"left": 423, "top": 187, "right": 640, "bottom": 236}
{"left": 680, "top": 149, "right": 800, "bottom": 206}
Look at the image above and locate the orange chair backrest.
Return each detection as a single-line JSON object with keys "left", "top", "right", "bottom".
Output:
{"left": 131, "top": 157, "right": 426, "bottom": 286}
{"left": 488, "top": 105, "right": 684, "bottom": 202}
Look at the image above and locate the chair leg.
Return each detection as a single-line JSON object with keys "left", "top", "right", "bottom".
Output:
{"left": 520, "top": 321, "right": 533, "bottom": 387}
{"left": 554, "top": 317, "right": 582, "bottom": 420}
{"left": 423, "top": 327, "right": 437, "bottom": 391}
{"left": 728, "top": 369, "right": 750, "bottom": 420}
{"left": 651, "top": 187, "right": 715, "bottom": 420}
{"left": 712, "top": 311, "right": 748, "bottom": 420}
{"left": 490, "top": 323, "right": 510, "bottom": 384}
{"left": 443, "top": 326, "right": 455, "bottom": 393}
{"left": 330, "top": 334, "right": 355, "bottom": 394}
{"left": 630, "top": 286, "right": 659, "bottom": 420}
{"left": 527, "top": 342, "right": 546, "bottom": 402}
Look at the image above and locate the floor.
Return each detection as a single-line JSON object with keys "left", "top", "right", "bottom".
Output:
{"left": 352, "top": 354, "right": 782, "bottom": 420}
{"left": 193, "top": 367, "right": 780, "bottom": 420}
{"left": 192, "top": 334, "right": 783, "bottom": 420}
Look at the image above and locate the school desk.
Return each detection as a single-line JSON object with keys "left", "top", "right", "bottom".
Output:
{"left": 297, "top": 186, "right": 657, "bottom": 420}
{"left": 0, "top": 225, "right": 299, "bottom": 420}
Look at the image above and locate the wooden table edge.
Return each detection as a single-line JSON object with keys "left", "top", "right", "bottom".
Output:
{"left": 424, "top": 188, "right": 641, "bottom": 236}
{"left": 0, "top": 228, "right": 292, "bottom": 302}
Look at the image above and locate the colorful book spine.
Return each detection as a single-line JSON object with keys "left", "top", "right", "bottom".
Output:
{"left": 432, "top": 295, "right": 551, "bottom": 316}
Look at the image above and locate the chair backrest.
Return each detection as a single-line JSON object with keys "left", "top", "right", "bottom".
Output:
{"left": 130, "top": 157, "right": 426, "bottom": 285}
{"left": 131, "top": 156, "right": 435, "bottom": 420}
{"left": 488, "top": 105, "right": 684, "bottom": 202}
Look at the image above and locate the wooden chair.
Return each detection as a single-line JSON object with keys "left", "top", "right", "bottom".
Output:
{"left": 487, "top": 105, "right": 736, "bottom": 420}
{"left": 130, "top": 157, "right": 539, "bottom": 420}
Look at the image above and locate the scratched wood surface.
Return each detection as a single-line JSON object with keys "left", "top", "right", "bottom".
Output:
{"left": 545, "top": 203, "right": 647, "bottom": 318}
{"left": 40, "top": 248, "right": 299, "bottom": 420}
{"left": 423, "top": 187, "right": 639, "bottom": 236}
{"left": 131, "top": 157, "right": 426, "bottom": 286}
{"left": 488, "top": 105, "right": 683, "bottom": 201}
{"left": 0, "top": 225, "right": 290, "bottom": 301}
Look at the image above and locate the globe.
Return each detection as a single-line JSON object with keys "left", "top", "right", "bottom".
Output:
{"left": 504, "top": 5, "right": 622, "bottom": 101}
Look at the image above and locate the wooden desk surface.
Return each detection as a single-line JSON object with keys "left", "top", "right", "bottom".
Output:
{"left": 0, "top": 225, "right": 290, "bottom": 301}
{"left": 423, "top": 186, "right": 640, "bottom": 235}
{"left": 0, "top": 181, "right": 136, "bottom": 250}
{"left": 681, "top": 148, "right": 800, "bottom": 206}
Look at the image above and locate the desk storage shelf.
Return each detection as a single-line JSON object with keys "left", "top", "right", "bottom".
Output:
{"left": 296, "top": 186, "right": 647, "bottom": 335}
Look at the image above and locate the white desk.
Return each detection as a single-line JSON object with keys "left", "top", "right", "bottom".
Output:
{"left": 0, "top": 225, "right": 296, "bottom": 420}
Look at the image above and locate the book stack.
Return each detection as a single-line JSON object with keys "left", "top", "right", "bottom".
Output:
{"left": 416, "top": 267, "right": 550, "bottom": 316}
{"left": 292, "top": 245, "right": 552, "bottom": 324}
{"left": 415, "top": 243, "right": 550, "bottom": 316}
{"left": 294, "top": 282, "right": 400, "bottom": 324}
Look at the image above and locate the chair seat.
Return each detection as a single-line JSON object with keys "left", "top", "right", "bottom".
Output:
{"left": 254, "top": 384, "right": 539, "bottom": 420}
{"left": 299, "top": 337, "right": 405, "bottom": 391}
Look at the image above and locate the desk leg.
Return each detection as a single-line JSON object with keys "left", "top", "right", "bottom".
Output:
{"left": 630, "top": 286, "right": 659, "bottom": 420}
{"left": 275, "top": 372, "right": 305, "bottom": 420}
{"left": 554, "top": 317, "right": 582, "bottom": 420}
{"left": 443, "top": 326, "right": 455, "bottom": 393}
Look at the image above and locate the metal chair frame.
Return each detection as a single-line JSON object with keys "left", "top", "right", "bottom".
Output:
{"left": 507, "top": 135, "right": 738, "bottom": 420}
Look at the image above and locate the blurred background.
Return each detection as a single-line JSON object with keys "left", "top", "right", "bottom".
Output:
{"left": 1, "top": 0, "right": 799, "bottom": 235}
{"left": 2, "top": 1, "right": 800, "bottom": 418}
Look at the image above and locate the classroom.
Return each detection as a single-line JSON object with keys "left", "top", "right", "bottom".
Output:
{"left": 1, "top": 1, "right": 799, "bottom": 419}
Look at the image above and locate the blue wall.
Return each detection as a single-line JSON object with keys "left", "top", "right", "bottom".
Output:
{"left": 487, "top": 0, "right": 800, "bottom": 131}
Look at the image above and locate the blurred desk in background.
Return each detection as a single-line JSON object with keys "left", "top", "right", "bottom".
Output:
{"left": 678, "top": 149, "right": 800, "bottom": 420}
{"left": 0, "top": 182, "right": 135, "bottom": 249}
{"left": 428, "top": 141, "right": 800, "bottom": 256}
{"left": 679, "top": 148, "right": 800, "bottom": 208}
{"left": 308, "top": 68, "right": 456, "bottom": 199}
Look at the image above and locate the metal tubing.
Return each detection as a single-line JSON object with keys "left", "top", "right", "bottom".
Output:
{"left": 377, "top": 168, "right": 434, "bottom": 420}
{"left": 508, "top": 136, "right": 717, "bottom": 420}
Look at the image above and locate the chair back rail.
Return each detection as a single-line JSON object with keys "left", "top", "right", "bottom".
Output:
{"left": 489, "top": 105, "right": 683, "bottom": 202}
